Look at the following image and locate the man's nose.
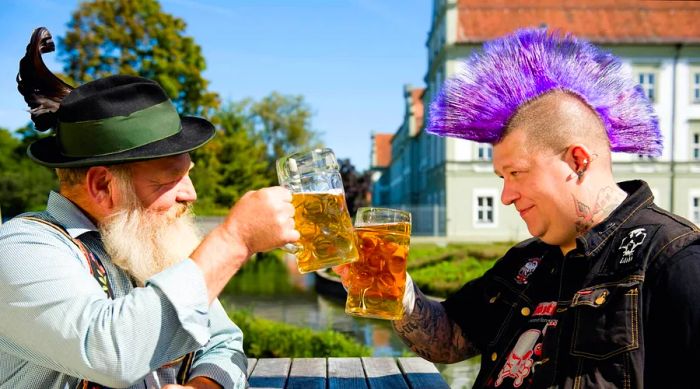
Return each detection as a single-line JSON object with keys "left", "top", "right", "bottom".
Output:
{"left": 176, "top": 175, "right": 197, "bottom": 202}
{"left": 501, "top": 181, "right": 519, "bottom": 206}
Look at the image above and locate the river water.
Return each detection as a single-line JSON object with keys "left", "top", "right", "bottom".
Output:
{"left": 220, "top": 254, "right": 480, "bottom": 388}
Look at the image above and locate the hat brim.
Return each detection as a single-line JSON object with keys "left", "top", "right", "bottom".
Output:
{"left": 28, "top": 116, "right": 215, "bottom": 168}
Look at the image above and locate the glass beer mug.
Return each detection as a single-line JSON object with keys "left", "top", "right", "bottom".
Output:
{"left": 276, "top": 148, "right": 359, "bottom": 273}
{"left": 344, "top": 207, "right": 411, "bottom": 320}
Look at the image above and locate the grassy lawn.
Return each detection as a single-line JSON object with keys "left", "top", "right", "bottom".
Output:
{"left": 407, "top": 242, "right": 513, "bottom": 298}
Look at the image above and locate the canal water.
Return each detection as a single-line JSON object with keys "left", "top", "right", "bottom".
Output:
{"left": 220, "top": 254, "right": 480, "bottom": 388}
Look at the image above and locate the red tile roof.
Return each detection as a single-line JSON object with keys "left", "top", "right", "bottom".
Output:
{"left": 372, "top": 133, "right": 393, "bottom": 168}
{"left": 456, "top": 0, "right": 700, "bottom": 44}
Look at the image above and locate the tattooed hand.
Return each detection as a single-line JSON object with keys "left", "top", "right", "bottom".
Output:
{"left": 392, "top": 281, "right": 479, "bottom": 363}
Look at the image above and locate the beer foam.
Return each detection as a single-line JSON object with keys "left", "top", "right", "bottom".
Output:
{"left": 296, "top": 188, "right": 344, "bottom": 195}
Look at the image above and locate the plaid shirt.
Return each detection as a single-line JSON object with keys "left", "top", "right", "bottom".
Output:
{"left": 0, "top": 192, "right": 247, "bottom": 388}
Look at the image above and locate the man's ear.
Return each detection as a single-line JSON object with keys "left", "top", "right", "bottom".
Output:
{"left": 566, "top": 144, "right": 593, "bottom": 179}
{"left": 84, "top": 166, "right": 116, "bottom": 211}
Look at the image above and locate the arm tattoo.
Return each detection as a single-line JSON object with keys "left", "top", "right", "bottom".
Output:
{"left": 573, "top": 186, "right": 624, "bottom": 234}
{"left": 392, "top": 286, "right": 478, "bottom": 363}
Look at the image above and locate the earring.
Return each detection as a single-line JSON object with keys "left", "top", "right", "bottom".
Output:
{"left": 576, "top": 170, "right": 584, "bottom": 179}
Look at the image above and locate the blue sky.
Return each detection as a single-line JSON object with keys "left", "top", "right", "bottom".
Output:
{"left": 0, "top": 0, "right": 432, "bottom": 171}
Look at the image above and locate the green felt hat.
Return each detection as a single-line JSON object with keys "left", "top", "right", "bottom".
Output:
{"left": 28, "top": 75, "right": 215, "bottom": 168}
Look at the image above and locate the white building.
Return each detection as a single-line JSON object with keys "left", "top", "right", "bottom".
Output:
{"left": 374, "top": 0, "right": 700, "bottom": 240}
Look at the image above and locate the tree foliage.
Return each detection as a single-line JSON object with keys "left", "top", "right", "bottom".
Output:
{"left": 339, "top": 159, "right": 372, "bottom": 216}
{"left": 189, "top": 93, "right": 326, "bottom": 214}
{"left": 250, "top": 92, "right": 323, "bottom": 165}
{"left": 190, "top": 101, "right": 272, "bottom": 214}
{"left": 0, "top": 126, "right": 57, "bottom": 218}
{"left": 60, "top": 0, "right": 218, "bottom": 116}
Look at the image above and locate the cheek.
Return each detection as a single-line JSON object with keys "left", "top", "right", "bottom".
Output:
{"left": 142, "top": 192, "right": 179, "bottom": 213}
{"left": 531, "top": 183, "right": 568, "bottom": 215}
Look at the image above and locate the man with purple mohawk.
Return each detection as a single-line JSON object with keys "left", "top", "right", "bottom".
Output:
{"left": 396, "top": 28, "right": 700, "bottom": 388}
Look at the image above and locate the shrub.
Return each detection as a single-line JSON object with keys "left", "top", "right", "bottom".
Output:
{"left": 231, "top": 310, "right": 372, "bottom": 358}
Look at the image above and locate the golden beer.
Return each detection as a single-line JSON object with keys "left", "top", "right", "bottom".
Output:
{"left": 292, "top": 191, "right": 359, "bottom": 273}
{"left": 345, "top": 221, "right": 411, "bottom": 320}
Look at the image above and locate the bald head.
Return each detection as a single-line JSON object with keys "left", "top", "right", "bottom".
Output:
{"left": 504, "top": 90, "right": 610, "bottom": 158}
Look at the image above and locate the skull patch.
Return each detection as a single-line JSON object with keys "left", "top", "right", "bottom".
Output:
{"left": 618, "top": 228, "right": 647, "bottom": 264}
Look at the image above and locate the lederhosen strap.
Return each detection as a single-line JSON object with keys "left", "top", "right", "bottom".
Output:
{"left": 19, "top": 216, "right": 195, "bottom": 388}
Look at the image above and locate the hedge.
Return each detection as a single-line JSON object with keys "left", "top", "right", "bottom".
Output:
{"left": 231, "top": 310, "right": 372, "bottom": 358}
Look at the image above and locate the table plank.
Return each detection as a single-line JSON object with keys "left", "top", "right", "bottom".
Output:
{"left": 248, "top": 357, "right": 291, "bottom": 388}
{"left": 247, "top": 358, "right": 258, "bottom": 377}
{"left": 328, "top": 357, "right": 369, "bottom": 389}
{"left": 362, "top": 357, "right": 409, "bottom": 389}
{"left": 287, "top": 358, "right": 326, "bottom": 389}
{"left": 397, "top": 357, "right": 450, "bottom": 389}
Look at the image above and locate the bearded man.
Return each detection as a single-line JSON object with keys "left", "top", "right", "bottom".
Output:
{"left": 0, "top": 28, "right": 299, "bottom": 389}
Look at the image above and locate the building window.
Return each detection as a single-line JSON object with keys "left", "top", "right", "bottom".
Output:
{"left": 691, "top": 196, "right": 700, "bottom": 224}
{"left": 476, "top": 196, "right": 494, "bottom": 224}
{"left": 477, "top": 143, "right": 493, "bottom": 161}
{"left": 638, "top": 73, "right": 655, "bottom": 101}
{"left": 693, "top": 133, "right": 700, "bottom": 160}
{"left": 473, "top": 188, "right": 498, "bottom": 227}
{"left": 693, "top": 72, "right": 700, "bottom": 103}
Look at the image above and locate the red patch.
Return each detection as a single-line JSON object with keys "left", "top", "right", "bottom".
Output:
{"left": 533, "top": 302, "right": 557, "bottom": 317}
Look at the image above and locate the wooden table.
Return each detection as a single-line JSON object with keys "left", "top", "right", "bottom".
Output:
{"left": 247, "top": 357, "right": 450, "bottom": 388}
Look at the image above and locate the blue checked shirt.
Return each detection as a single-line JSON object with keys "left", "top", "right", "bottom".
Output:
{"left": 0, "top": 192, "right": 247, "bottom": 388}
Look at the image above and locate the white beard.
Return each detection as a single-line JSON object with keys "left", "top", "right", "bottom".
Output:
{"left": 100, "top": 188, "right": 202, "bottom": 286}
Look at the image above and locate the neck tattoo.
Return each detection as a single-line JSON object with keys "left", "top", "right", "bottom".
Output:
{"left": 572, "top": 186, "right": 625, "bottom": 234}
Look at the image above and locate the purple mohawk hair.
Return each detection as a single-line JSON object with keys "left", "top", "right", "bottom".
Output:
{"left": 427, "top": 28, "right": 662, "bottom": 156}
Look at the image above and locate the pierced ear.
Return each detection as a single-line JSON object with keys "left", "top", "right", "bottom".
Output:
{"left": 84, "top": 166, "right": 116, "bottom": 210}
{"left": 567, "top": 145, "right": 593, "bottom": 181}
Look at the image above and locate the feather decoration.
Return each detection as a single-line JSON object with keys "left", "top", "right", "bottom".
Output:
{"left": 427, "top": 28, "right": 662, "bottom": 156}
{"left": 16, "top": 27, "right": 74, "bottom": 131}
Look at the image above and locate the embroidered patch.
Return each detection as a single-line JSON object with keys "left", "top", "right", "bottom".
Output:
{"left": 515, "top": 257, "right": 541, "bottom": 285}
{"left": 618, "top": 228, "right": 647, "bottom": 264}
{"left": 495, "top": 329, "right": 540, "bottom": 387}
{"left": 533, "top": 302, "right": 557, "bottom": 317}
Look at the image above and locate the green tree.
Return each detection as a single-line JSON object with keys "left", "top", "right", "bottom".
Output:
{"left": 250, "top": 92, "right": 323, "bottom": 165}
{"left": 60, "top": 0, "right": 218, "bottom": 116}
{"left": 191, "top": 101, "right": 272, "bottom": 214}
{"left": 0, "top": 126, "right": 57, "bottom": 217}
{"left": 339, "top": 158, "right": 372, "bottom": 216}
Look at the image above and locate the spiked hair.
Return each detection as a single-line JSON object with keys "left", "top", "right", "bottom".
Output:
{"left": 427, "top": 28, "right": 662, "bottom": 156}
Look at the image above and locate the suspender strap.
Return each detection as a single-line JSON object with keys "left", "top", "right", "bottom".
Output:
{"left": 20, "top": 216, "right": 113, "bottom": 298}
{"left": 19, "top": 215, "right": 195, "bottom": 387}
{"left": 177, "top": 351, "right": 196, "bottom": 383}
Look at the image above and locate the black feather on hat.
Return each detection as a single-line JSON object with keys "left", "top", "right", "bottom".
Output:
{"left": 16, "top": 27, "right": 215, "bottom": 168}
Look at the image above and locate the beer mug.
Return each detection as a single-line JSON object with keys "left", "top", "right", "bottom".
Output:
{"left": 345, "top": 207, "right": 411, "bottom": 320}
{"left": 276, "top": 148, "right": 359, "bottom": 273}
